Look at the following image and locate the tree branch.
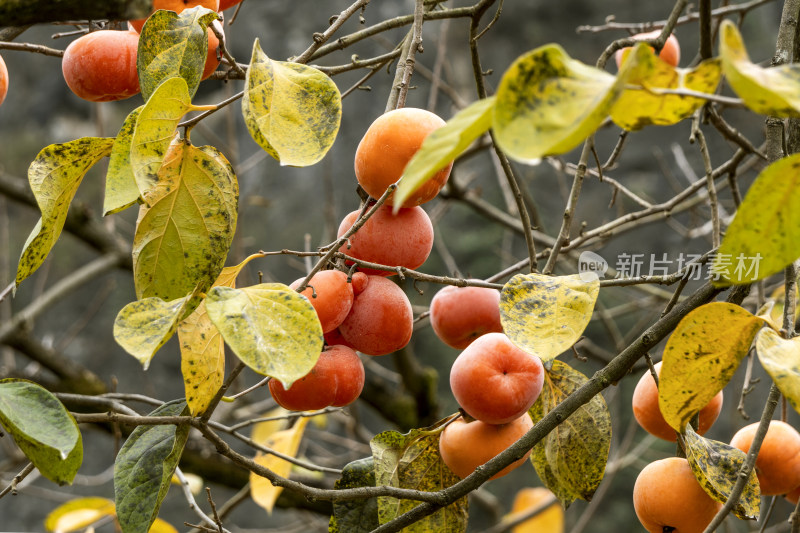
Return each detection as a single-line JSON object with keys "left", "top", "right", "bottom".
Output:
{"left": 0, "top": 0, "right": 153, "bottom": 26}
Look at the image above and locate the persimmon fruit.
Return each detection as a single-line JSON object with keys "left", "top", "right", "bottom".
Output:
{"left": 449, "top": 332, "right": 544, "bottom": 425}
{"left": 430, "top": 284, "right": 503, "bottom": 349}
{"left": 0, "top": 54, "right": 7, "bottom": 107}
{"left": 730, "top": 420, "right": 800, "bottom": 495}
{"left": 439, "top": 413, "right": 533, "bottom": 480}
{"left": 338, "top": 275, "right": 413, "bottom": 356}
{"left": 62, "top": 30, "right": 141, "bottom": 102}
{"left": 614, "top": 30, "right": 681, "bottom": 69}
{"left": 633, "top": 361, "right": 723, "bottom": 441}
{"left": 219, "top": 0, "right": 243, "bottom": 10}
{"left": 129, "top": 0, "right": 221, "bottom": 32}
{"left": 290, "top": 270, "right": 365, "bottom": 333}
{"left": 354, "top": 107, "right": 452, "bottom": 208}
{"left": 633, "top": 457, "right": 721, "bottom": 533}
{"left": 337, "top": 204, "right": 434, "bottom": 276}
{"left": 268, "top": 345, "right": 365, "bottom": 411}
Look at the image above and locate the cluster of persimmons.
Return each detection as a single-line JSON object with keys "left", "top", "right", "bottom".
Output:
{"left": 631, "top": 362, "right": 800, "bottom": 532}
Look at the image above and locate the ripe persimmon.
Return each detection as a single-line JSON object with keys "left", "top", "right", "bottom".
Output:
{"left": 632, "top": 361, "right": 723, "bottom": 441}
{"left": 439, "top": 413, "right": 533, "bottom": 480}
{"left": 633, "top": 457, "right": 721, "bottom": 533}
{"left": 430, "top": 284, "right": 503, "bottom": 349}
{"left": 290, "top": 270, "right": 355, "bottom": 333}
{"left": 62, "top": 30, "right": 140, "bottom": 102}
{"left": 614, "top": 31, "right": 680, "bottom": 69}
{"left": 354, "top": 108, "right": 452, "bottom": 208}
{"left": 129, "top": 0, "right": 220, "bottom": 32}
{"left": 0, "top": 54, "right": 7, "bottom": 107}
{"left": 730, "top": 420, "right": 800, "bottom": 495}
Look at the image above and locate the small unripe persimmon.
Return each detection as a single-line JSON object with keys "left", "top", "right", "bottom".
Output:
{"left": 337, "top": 205, "right": 434, "bottom": 276}
{"left": 633, "top": 457, "right": 721, "bottom": 533}
{"left": 450, "top": 332, "right": 544, "bottom": 425}
{"left": 268, "top": 345, "right": 365, "bottom": 411}
{"left": 430, "top": 284, "right": 503, "bottom": 349}
{"left": 338, "top": 275, "right": 413, "bottom": 356}
{"left": 62, "top": 30, "right": 141, "bottom": 102}
{"left": 632, "top": 361, "right": 723, "bottom": 441}
{"left": 614, "top": 31, "right": 681, "bottom": 69}
{"left": 290, "top": 270, "right": 354, "bottom": 334}
{"left": 0, "top": 54, "right": 8, "bottom": 107}
{"left": 439, "top": 413, "right": 533, "bottom": 480}
{"left": 730, "top": 420, "right": 800, "bottom": 495}
{"left": 355, "top": 107, "right": 452, "bottom": 208}
{"left": 129, "top": 0, "right": 221, "bottom": 32}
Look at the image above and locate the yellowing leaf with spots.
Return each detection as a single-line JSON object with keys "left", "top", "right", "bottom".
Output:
{"left": 528, "top": 360, "right": 610, "bottom": 506}
{"left": 610, "top": 44, "right": 721, "bottom": 130}
{"left": 250, "top": 418, "right": 310, "bottom": 514}
{"left": 720, "top": 19, "right": 800, "bottom": 117}
{"left": 114, "top": 291, "right": 198, "bottom": 369}
{"left": 756, "top": 328, "right": 800, "bottom": 415}
{"left": 45, "top": 497, "right": 116, "bottom": 532}
{"left": 137, "top": 6, "right": 220, "bottom": 102}
{"left": 130, "top": 77, "right": 215, "bottom": 197}
{"left": 393, "top": 97, "right": 495, "bottom": 211}
{"left": 500, "top": 273, "right": 599, "bottom": 362}
{"left": 15, "top": 137, "right": 113, "bottom": 288}
{"left": 177, "top": 254, "right": 263, "bottom": 416}
{"left": 659, "top": 302, "right": 764, "bottom": 433}
{"left": 683, "top": 426, "right": 760, "bottom": 520}
{"left": 506, "top": 487, "right": 562, "bottom": 533}
{"left": 493, "top": 45, "right": 630, "bottom": 163}
{"left": 712, "top": 153, "right": 800, "bottom": 286}
{"left": 205, "top": 283, "right": 323, "bottom": 386}
{"left": 104, "top": 106, "right": 143, "bottom": 215}
{"left": 133, "top": 138, "right": 238, "bottom": 304}
{"left": 242, "top": 39, "right": 341, "bottom": 167}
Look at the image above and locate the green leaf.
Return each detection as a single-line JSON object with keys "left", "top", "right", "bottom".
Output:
{"left": 205, "top": 283, "right": 324, "bottom": 386}
{"left": 137, "top": 6, "right": 220, "bottom": 102}
{"left": 659, "top": 302, "right": 765, "bottom": 433}
{"left": 114, "top": 400, "right": 189, "bottom": 533}
{"left": 393, "top": 97, "right": 495, "bottom": 211}
{"left": 528, "top": 361, "right": 610, "bottom": 506}
{"left": 133, "top": 138, "right": 238, "bottom": 302}
{"left": 130, "top": 77, "right": 213, "bottom": 197}
{"left": 44, "top": 497, "right": 116, "bottom": 533}
{"left": 756, "top": 328, "right": 800, "bottom": 415}
{"left": 0, "top": 379, "right": 83, "bottom": 485}
{"left": 720, "top": 19, "right": 800, "bottom": 117}
{"left": 493, "top": 44, "right": 628, "bottom": 163}
{"left": 712, "top": 153, "right": 800, "bottom": 285}
{"left": 242, "top": 39, "right": 341, "bottom": 167}
{"left": 114, "top": 292, "right": 198, "bottom": 370}
{"left": 500, "top": 273, "right": 599, "bottom": 363}
{"left": 105, "top": 106, "right": 143, "bottom": 215}
{"left": 371, "top": 427, "right": 467, "bottom": 531}
{"left": 329, "top": 458, "right": 379, "bottom": 533}
{"left": 15, "top": 137, "right": 114, "bottom": 288}
{"left": 683, "top": 426, "right": 760, "bottom": 520}
{"left": 610, "top": 44, "right": 721, "bottom": 130}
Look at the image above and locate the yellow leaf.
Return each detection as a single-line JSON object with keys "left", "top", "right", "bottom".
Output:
{"left": 44, "top": 497, "right": 116, "bottom": 533}
{"left": 712, "top": 153, "right": 800, "bottom": 286}
{"left": 170, "top": 472, "right": 203, "bottom": 495}
{"left": 659, "top": 302, "right": 765, "bottom": 433}
{"left": 500, "top": 273, "right": 599, "bottom": 362}
{"left": 104, "top": 106, "right": 143, "bottom": 215}
{"left": 133, "top": 138, "right": 238, "bottom": 302}
{"left": 756, "top": 328, "right": 800, "bottom": 415}
{"left": 16, "top": 137, "right": 114, "bottom": 288}
{"left": 205, "top": 283, "right": 323, "bottom": 386}
{"left": 130, "top": 77, "right": 214, "bottom": 196}
{"left": 610, "top": 44, "right": 721, "bottom": 130}
{"left": 757, "top": 284, "right": 800, "bottom": 332}
{"left": 506, "top": 487, "right": 563, "bottom": 533}
{"left": 683, "top": 426, "right": 760, "bottom": 520}
{"left": 720, "top": 19, "right": 800, "bottom": 117}
{"left": 251, "top": 407, "right": 291, "bottom": 445}
{"left": 250, "top": 418, "right": 310, "bottom": 513}
{"left": 493, "top": 44, "right": 630, "bottom": 163}
{"left": 148, "top": 518, "right": 178, "bottom": 533}
{"left": 243, "top": 39, "right": 341, "bottom": 167}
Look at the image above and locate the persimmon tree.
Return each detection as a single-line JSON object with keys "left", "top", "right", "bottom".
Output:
{"left": 2, "top": 0, "right": 800, "bottom": 532}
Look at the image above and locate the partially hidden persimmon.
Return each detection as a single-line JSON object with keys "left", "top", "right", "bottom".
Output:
{"left": 730, "top": 420, "right": 800, "bottom": 496}
{"left": 129, "top": 0, "right": 220, "bottom": 32}
{"left": 0, "top": 54, "right": 8, "bottom": 107}
{"left": 614, "top": 30, "right": 680, "bottom": 69}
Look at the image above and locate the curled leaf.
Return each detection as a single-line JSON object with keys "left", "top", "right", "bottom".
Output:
{"left": 250, "top": 418, "right": 309, "bottom": 514}
{"left": 756, "top": 328, "right": 800, "bottom": 415}
{"left": 329, "top": 458, "right": 379, "bottom": 533}
{"left": 44, "top": 497, "right": 116, "bottom": 533}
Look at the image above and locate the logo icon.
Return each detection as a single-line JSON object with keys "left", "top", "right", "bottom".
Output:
{"left": 578, "top": 251, "right": 607, "bottom": 281}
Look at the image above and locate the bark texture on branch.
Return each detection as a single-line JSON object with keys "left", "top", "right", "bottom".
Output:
{"left": 0, "top": 0, "right": 152, "bottom": 26}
